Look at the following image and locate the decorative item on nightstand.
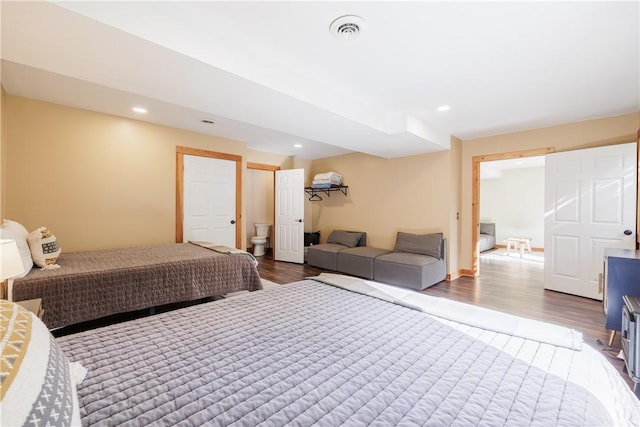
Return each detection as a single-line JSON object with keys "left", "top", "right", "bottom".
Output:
{"left": 0, "top": 239, "right": 26, "bottom": 299}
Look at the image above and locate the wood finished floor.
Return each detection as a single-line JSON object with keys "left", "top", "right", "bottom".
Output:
{"left": 257, "top": 251, "right": 633, "bottom": 389}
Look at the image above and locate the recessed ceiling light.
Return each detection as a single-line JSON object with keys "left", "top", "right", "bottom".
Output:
{"left": 200, "top": 118, "right": 215, "bottom": 125}
{"left": 132, "top": 107, "right": 147, "bottom": 114}
{"left": 436, "top": 105, "right": 450, "bottom": 112}
{"left": 293, "top": 144, "right": 302, "bottom": 148}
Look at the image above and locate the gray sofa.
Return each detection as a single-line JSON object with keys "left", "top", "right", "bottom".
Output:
{"left": 373, "top": 232, "right": 446, "bottom": 290}
{"left": 478, "top": 223, "right": 496, "bottom": 252}
{"left": 306, "top": 230, "right": 367, "bottom": 271}
{"left": 308, "top": 230, "right": 447, "bottom": 290}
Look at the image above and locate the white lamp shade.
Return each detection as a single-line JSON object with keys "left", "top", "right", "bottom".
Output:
{"left": 1, "top": 239, "right": 25, "bottom": 280}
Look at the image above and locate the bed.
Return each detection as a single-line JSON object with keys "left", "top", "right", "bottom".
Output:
{"left": 10, "top": 242, "right": 262, "bottom": 329}
{"left": 4, "top": 273, "right": 639, "bottom": 426}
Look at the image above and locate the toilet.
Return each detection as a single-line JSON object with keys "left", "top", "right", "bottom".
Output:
{"left": 251, "top": 223, "right": 272, "bottom": 257}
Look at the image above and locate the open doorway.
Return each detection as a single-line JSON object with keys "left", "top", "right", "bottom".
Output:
{"left": 478, "top": 156, "right": 546, "bottom": 268}
{"left": 247, "top": 162, "right": 280, "bottom": 255}
{"left": 471, "top": 148, "right": 553, "bottom": 276}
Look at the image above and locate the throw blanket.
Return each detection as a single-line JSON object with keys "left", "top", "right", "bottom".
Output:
{"left": 57, "top": 279, "right": 639, "bottom": 426}
{"left": 310, "top": 273, "right": 583, "bottom": 350}
{"left": 189, "top": 241, "right": 258, "bottom": 266}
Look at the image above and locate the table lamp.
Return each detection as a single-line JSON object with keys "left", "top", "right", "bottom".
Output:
{"left": 1, "top": 239, "right": 25, "bottom": 300}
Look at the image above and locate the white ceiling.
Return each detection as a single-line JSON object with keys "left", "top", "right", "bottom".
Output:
{"left": 1, "top": 1, "right": 638, "bottom": 159}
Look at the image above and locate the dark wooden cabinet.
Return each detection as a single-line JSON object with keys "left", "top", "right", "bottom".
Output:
{"left": 603, "top": 248, "right": 640, "bottom": 331}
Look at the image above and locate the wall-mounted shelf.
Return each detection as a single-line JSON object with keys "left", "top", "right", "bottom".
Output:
{"left": 304, "top": 185, "right": 349, "bottom": 201}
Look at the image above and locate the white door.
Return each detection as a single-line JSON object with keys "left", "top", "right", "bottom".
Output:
{"left": 275, "top": 169, "right": 305, "bottom": 263}
{"left": 183, "top": 154, "right": 236, "bottom": 247}
{"left": 544, "top": 142, "right": 637, "bottom": 300}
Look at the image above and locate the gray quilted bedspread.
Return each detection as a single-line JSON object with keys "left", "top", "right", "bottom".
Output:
{"left": 57, "top": 280, "right": 613, "bottom": 426}
{"left": 14, "top": 243, "right": 262, "bottom": 329}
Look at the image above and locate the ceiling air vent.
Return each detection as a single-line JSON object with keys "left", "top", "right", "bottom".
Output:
{"left": 329, "top": 15, "right": 366, "bottom": 41}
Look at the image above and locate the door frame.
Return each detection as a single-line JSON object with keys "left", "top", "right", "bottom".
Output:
{"left": 176, "top": 146, "right": 243, "bottom": 248}
{"left": 470, "top": 147, "right": 554, "bottom": 276}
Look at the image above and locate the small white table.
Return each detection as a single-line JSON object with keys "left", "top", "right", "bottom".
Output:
{"left": 505, "top": 237, "right": 532, "bottom": 258}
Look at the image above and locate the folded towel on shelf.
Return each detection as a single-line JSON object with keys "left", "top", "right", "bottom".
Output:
{"left": 312, "top": 178, "right": 341, "bottom": 185}
{"left": 311, "top": 183, "right": 334, "bottom": 189}
{"left": 313, "top": 171, "right": 342, "bottom": 182}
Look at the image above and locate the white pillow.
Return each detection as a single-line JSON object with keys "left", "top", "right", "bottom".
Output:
{"left": 27, "top": 227, "right": 61, "bottom": 269}
{"left": 1, "top": 300, "right": 83, "bottom": 426}
{"left": 0, "top": 219, "right": 34, "bottom": 277}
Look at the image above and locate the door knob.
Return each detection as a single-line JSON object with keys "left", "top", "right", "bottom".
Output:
{"left": 624, "top": 229, "right": 633, "bottom": 236}
{"left": 230, "top": 220, "right": 236, "bottom": 225}
{"left": 297, "top": 219, "right": 303, "bottom": 223}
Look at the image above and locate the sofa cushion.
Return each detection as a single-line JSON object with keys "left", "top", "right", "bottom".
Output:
{"left": 307, "top": 243, "right": 353, "bottom": 271}
{"left": 309, "top": 243, "right": 351, "bottom": 254}
{"left": 337, "top": 246, "right": 391, "bottom": 280}
{"left": 478, "top": 234, "right": 496, "bottom": 252}
{"left": 394, "top": 232, "right": 443, "bottom": 259}
{"left": 327, "top": 230, "right": 364, "bottom": 248}
{"left": 374, "top": 250, "right": 446, "bottom": 290}
{"left": 479, "top": 223, "right": 495, "bottom": 236}
{"left": 376, "top": 251, "right": 440, "bottom": 267}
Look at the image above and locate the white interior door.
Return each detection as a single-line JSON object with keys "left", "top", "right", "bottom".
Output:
{"left": 544, "top": 142, "right": 637, "bottom": 300}
{"left": 275, "top": 169, "right": 304, "bottom": 263}
{"left": 183, "top": 154, "right": 236, "bottom": 247}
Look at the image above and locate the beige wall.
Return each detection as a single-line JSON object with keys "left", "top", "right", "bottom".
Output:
{"left": 308, "top": 114, "right": 638, "bottom": 277}
{"left": 3, "top": 95, "right": 292, "bottom": 251}
{"left": 1, "top": 88, "right": 6, "bottom": 220}
{"left": 246, "top": 149, "right": 294, "bottom": 169}
{"left": 448, "top": 137, "right": 462, "bottom": 278}
{"left": 460, "top": 113, "right": 640, "bottom": 270}
{"left": 4, "top": 93, "right": 637, "bottom": 274}
{"left": 310, "top": 150, "right": 453, "bottom": 254}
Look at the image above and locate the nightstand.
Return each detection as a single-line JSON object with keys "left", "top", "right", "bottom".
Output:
{"left": 622, "top": 295, "right": 640, "bottom": 397}
{"left": 603, "top": 248, "right": 640, "bottom": 345}
{"left": 16, "top": 298, "right": 44, "bottom": 319}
